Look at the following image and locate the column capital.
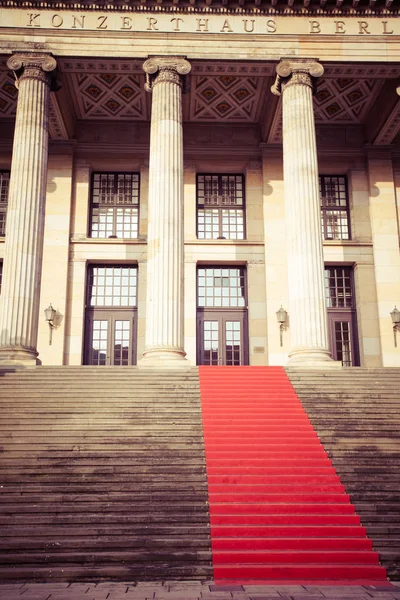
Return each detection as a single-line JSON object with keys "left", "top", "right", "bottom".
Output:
{"left": 143, "top": 56, "right": 191, "bottom": 93}
{"left": 271, "top": 58, "right": 324, "bottom": 97}
{"left": 7, "top": 52, "right": 59, "bottom": 91}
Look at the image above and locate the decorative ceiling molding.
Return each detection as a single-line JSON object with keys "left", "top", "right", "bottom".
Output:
{"left": 324, "top": 65, "right": 400, "bottom": 79}
{"left": 49, "top": 95, "right": 69, "bottom": 140}
{"left": 58, "top": 59, "right": 143, "bottom": 75}
{"left": 192, "top": 62, "right": 275, "bottom": 77}
{"left": 267, "top": 96, "right": 282, "bottom": 144}
{"left": 66, "top": 71, "right": 149, "bottom": 121}
{"left": 374, "top": 101, "right": 400, "bottom": 145}
{"left": 268, "top": 77, "right": 383, "bottom": 142}
{"left": 313, "top": 77, "right": 383, "bottom": 123}
{"left": 189, "top": 73, "right": 269, "bottom": 122}
{"left": 0, "top": 71, "right": 17, "bottom": 118}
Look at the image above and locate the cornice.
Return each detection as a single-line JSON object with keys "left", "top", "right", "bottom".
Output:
{"left": 0, "top": 1, "right": 397, "bottom": 15}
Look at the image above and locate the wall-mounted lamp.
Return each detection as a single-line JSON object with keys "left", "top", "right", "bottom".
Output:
{"left": 390, "top": 306, "right": 400, "bottom": 348}
{"left": 44, "top": 304, "right": 56, "bottom": 345}
{"left": 276, "top": 306, "right": 288, "bottom": 347}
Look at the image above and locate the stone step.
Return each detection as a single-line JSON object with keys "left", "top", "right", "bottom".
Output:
{"left": 3, "top": 437, "right": 204, "bottom": 452}
{"left": 0, "top": 393, "right": 203, "bottom": 398}
{"left": 2, "top": 474, "right": 208, "bottom": 483}
{"left": 0, "top": 565, "right": 211, "bottom": 583}
{"left": 0, "top": 525, "right": 212, "bottom": 537}
{"left": 286, "top": 367, "right": 400, "bottom": 581}
{"left": 0, "top": 369, "right": 213, "bottom": 582}
{"left": 0, "top": 536, "right": 212, "bottom": 550}
{"left": 300, "top": 396, "right": 400, "bottom": 401}
{"left": 0, "top": 502, "right": 209, "bottom": 513}
{"left": 0, "top": 550, "right": 212, "bottom": 566}
{"left": 0, "top": 514, "right": 211, "bottom": 525}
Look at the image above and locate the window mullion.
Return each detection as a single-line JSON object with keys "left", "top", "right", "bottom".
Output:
{"left": 112, "top": 174, "right": 118, "bottom": 237}
{"left": 218, "top": 175, "right": 223, "bottom": 239}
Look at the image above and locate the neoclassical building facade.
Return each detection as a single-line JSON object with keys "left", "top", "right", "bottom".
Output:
{"left": 0, "top": 0, "right": 399, "bottom": 368}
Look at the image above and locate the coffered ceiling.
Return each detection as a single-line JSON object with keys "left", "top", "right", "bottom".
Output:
{"left": 1, "top": 58, "right": 399, "bottom": 146}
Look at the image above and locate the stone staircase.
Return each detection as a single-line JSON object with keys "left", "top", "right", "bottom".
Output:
{"left": 286, "top": 368, "right": 400, "bottom": 581}
{"left": 0, "top": 367, "right": 212, "bottom": 582}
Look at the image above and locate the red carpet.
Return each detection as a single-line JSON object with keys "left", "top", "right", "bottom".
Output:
{"left": 199, "top": 366, "right": 388, "bottom": 584}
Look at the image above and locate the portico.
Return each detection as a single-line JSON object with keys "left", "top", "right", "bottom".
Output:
{"left": 0, "top": 0, "right": 399, "bottom": 368}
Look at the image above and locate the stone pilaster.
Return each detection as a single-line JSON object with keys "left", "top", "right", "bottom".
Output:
{"left": 140, "top": 56, "right": 191, "bottom": 367}
{"left": 272, "top": 59, "right": 337, "bottom": 367}
{"left": 0, "top": 53, "right": 57, "bottom": 365}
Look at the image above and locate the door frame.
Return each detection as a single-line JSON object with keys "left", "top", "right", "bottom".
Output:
{"left": 84, "top": 308, "right": 138, "bottom": 366}
{"left": 196, "top": 308, "right": 249, "bottom": 366}
{"left": 327, "top": 309, "right": 360, "bottom": 367}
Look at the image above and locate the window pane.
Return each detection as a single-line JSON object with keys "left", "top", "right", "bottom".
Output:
{"left": 90, "top": 321, "right": 108, "bottom": 366}
{"left": 197, "top": 174, "right": 245, "bottom": 240}
{"left": 114, "top": 320, "right": 131, "bottom": 366}
{"left": 88, "top": 266, "right": 138, "bottom": 307}
{"left": 226, "top": 320, "right": 242, "bottom": 366}
{"left": 221, "top": 209, "right": 244, "bottom": 240}
{"left": 197, "top": 267, "right": 246, "bottom": 308}
{"left": 335, "top": 321, "right": 352, "bottom": 367}
{"left": 197, "top": 208, "right": 220, "bottom": 239}
{"left": 325, "top": 211, "right": 349, "bottom": 240}
{"left": 320, "top": 175, "right": 349, "bottom": 241}
{"left": 324, "top": 267, "right": 353, "bottom": 309}
{"left": 91, "top": 173, "right": 140, "bottom": 239}
{"left": 203, "top": 321, "right": 219, "bottom": 365}
{"left": 0, "top": 172, "right": 10, "bottom": 237}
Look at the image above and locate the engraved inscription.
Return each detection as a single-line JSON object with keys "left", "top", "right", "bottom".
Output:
{"left": 11, "top": 12, "right": 397, "bottom": 36}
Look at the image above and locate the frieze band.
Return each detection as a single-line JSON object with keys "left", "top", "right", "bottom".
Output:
{"left": 0, "top": 10, "right": 398, "bottom": 36}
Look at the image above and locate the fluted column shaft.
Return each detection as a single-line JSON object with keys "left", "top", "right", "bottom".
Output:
{"left": 141, "top": 56, "right": 191, "bottom": 365}
{"left": 272, "top": 59, "right": 334, "bottom": 365}
{"left": 0, "top": 53, "right": 57, "bottom": 365}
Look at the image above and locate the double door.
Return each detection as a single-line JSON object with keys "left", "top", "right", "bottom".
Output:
{"left": 84, "top": 265, "right": 138, "bottom": 366}
{"left": 327, "top": 311, "right": 359, "bottom": 367}
{"left": 197, "top": 310, "right": 248, "bottom": 366}
{"left": 84, "top": 309, "right": 137, "bottom": 366}
{"left": 325, "top": 266, "right": 359, "bottom": 366}
{"left": 196, "top": 266, "right": 249, "bottom": 366}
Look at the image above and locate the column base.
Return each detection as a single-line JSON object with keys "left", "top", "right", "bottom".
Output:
{"left": 0, "top": 346, "right": 40, "bottom": 367}
{"left": 287, "top": 347, "right": 342, "bottom": 369}
{"left": 138, "top": 347, "right": 191, "bottom": 370}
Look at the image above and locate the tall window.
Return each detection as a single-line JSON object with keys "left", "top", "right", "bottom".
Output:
{"left": 0, "top": 172, "right": 10, "bottom": 237}
{"left": 324, "top": 266, "right": 358, "bottom": 367}
{"left": 196, "top": 266, "right": 248, "bottom": 366}
{"left": 90, "top": 172, "right": 140, "bottom": 239}
{"left": 85, "top": 265, "right": 138, "bottom": 366}
{"left": 320, "top": 175, "right": 350, "bottom": 241}
{"left": 197, "top": 174, "right": 245, "bottom": 240}
{"left": 87, "top": 265, "right": 138, "bottom": 308}
{"left": 325, "top": 266, "right": 353, "bottom": 309}
{"left": 197, "top": 267, "right": 246, "bottom": 309}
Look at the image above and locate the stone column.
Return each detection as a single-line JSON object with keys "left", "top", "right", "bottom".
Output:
{"left": 0, "top": 53, "right": 57, "bottom": 365}
{"left": 140, "top": 56, "right": 191, "bottom": 367}
{"left": 272, "top": 58, "right": 336, "bottom": 366}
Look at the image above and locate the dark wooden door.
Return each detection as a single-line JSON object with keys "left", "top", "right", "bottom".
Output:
{"left": 327, "top": 311, "right": 359, "bottom": 367}
{"left": 84, "top": 309, "right": 137, "bottom": 366}
{"left": 197, "top": 310, "right": 249, "bottom": 365}
{"left": 196, "top": 266, "right": 249, "bottom": 366}
{"left": 84, "top": 265, "right": 138, "bottom": 366}
{"left": 325, "top": 266, "right": 359, "bottom": 366}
